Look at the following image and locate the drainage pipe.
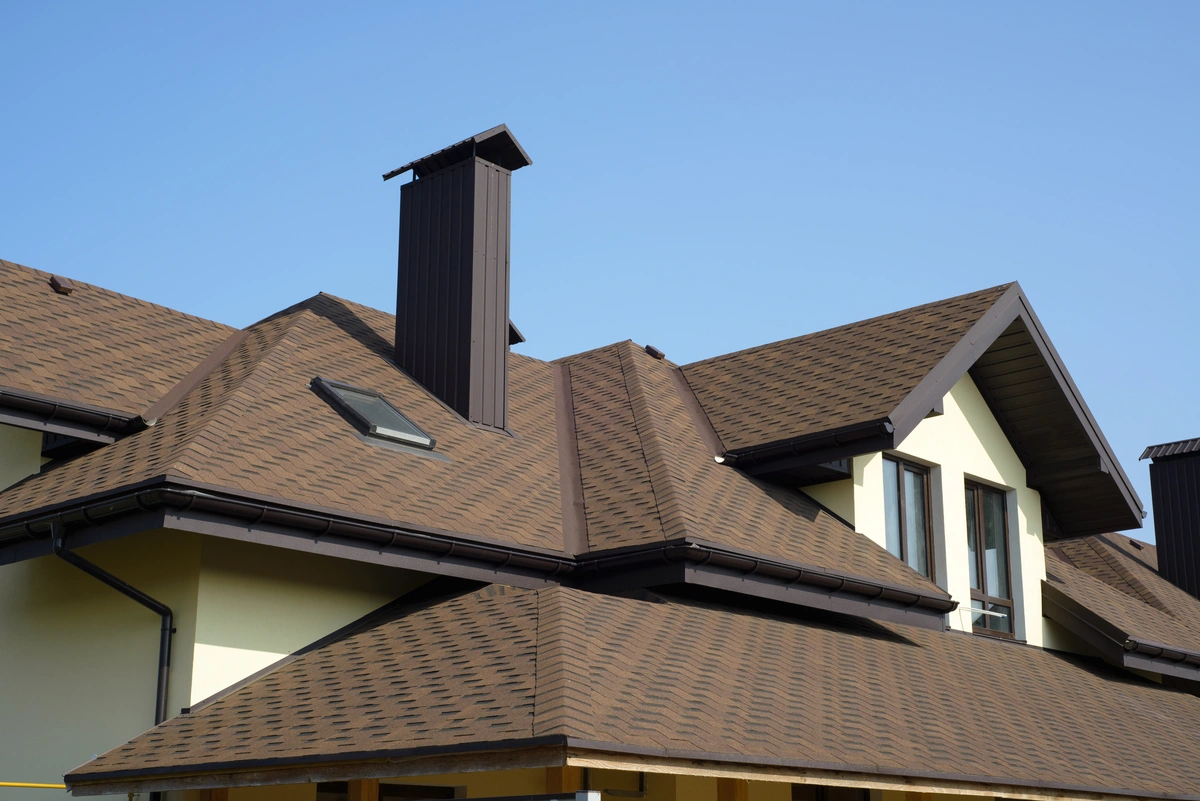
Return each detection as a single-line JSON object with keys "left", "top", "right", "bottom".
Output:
{"left": 51, "top": 532, "right": 174, "bottom": 726}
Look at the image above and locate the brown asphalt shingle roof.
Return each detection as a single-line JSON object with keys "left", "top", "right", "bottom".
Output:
{"left": 681, "top": 284, "right": 1012, "bottom": 452}
{"left": 0, "top": 294, "right": 565, "bottom": 552}
{"left": 1048, "top": 534, "right": 1200, "bottom": 654}
{"left": 69, "top": 585, "right": 1200, "bottom": 799}
{"left": 561, "top": 341, "right": 943, "bottom": 593}
{"left": 0, "top": 259, "right": 234, "bottom": 415}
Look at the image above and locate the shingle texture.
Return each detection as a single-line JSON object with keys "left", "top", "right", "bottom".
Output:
{"left": 560, "top": 341, "right": 942, "bottom": 593}
{"left": 0, "top": 294, "right": 565, "bottom": 551}
{"left": 0, "top": 259, "right": 234, "bottom": 414}
{"left": 1048, "top": 534, "right": 1200, "bottom": 653}
{"left": 681, "top": 284, "right": 1012, "bottom": 452}
{"left": 70, "top": 586, "right": 1200, "bottom": 799}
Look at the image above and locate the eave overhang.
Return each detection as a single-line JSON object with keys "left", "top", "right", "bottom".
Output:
{"left": 64, "top": 734, "right": 1200, "bottom": 801}
{"left": 1042, "top": 579, "right": 1200, "bottom": 682}
{"left": 0, "top": 479, "right": 951, "bottom": 629}
{"left": 716, "top": 284, "right": 1143, "bottom": 539}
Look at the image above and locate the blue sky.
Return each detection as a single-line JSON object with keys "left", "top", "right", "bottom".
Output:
{"left": 2, "top": 3, "right": 1196, "bottom": 539}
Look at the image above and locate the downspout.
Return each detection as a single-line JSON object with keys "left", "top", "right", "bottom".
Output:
{"left": 51, "top": 529, "right": 174, "bottom": 743}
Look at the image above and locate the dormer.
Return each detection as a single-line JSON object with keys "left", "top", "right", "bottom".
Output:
{"left": 681, "top": 283, "right": 1144, "bottom": 647}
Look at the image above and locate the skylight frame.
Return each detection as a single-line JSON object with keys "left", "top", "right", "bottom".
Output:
{"left": 311, "top": 376, "right": 436, "bottom": 450}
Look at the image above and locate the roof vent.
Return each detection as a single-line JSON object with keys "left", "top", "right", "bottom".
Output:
{"left": 49, "top": 275, "right": 74, "bottom": 295}
{"left": 383, "top": 125, "right": 532, "bottom": 431}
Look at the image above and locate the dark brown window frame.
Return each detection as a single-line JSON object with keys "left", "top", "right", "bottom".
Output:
{"left": 883, "top": 455, "right": 936, "bottom": 583}
{"left": 965, "top": 479, "right": 1015, "bottom": 639}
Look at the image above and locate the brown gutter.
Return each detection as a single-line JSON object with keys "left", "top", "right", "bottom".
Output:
{"left": 0, "top": 480, "right": 952, "bottom": 624}
{"left": 63, "top": 734, "right": 1200, "bottom": 801}
{"left": 722, "top": 418, "right": 895, "bottom": 474}
{"left": 0, "top": 385, "right": 138, "bottom": 442}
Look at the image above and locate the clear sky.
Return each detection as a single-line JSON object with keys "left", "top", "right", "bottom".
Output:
{"left": 2, "top": 3, "right": 1196, "bottom": 540}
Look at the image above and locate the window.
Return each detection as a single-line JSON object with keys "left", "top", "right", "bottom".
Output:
{"left": 965, "top": 481, "right": 1013, "bottom": 637}
{"left": 883, "top": 456, "right": 934, "bottom": 580}
{"left": 312, "top": 377, "right": 435, "bottom": 450}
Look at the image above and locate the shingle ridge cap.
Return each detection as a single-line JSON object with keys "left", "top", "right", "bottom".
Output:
{"left": 682, "top": 282, "right": 1015, "bottom": 371}
{"left": 553, "top": 339, "right": 638, "bottom": 365}
{"left": 0, "top": 257, "right": 235, "bottom": 333}
{"left": 617, "top": 341, "right": 698, "bottom": 542}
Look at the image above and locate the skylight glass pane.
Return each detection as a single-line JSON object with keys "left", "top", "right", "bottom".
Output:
{"left": 326, "top": 383, "right": 433, "bottom": 448}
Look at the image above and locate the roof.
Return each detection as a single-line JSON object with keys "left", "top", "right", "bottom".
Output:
{"left": 1142, "top": 437, "right": 1200, "bottom": 461}
{"left": 680, "top": 282, "right": 1143, "bottom": 538}
{"left": 67, "top": 584, "right": 1200, "bottom": 800}
{"left": 0, "top": 293, "right": 566, "bottom": 554}
{"left": 0, "top": 259, "right": 235, "bottom": 417}
{"left": 1045, "top": 534, "right": 1200, "bottom": 678}
{"left": 560, "top": 340, "right": 942, "bottom": 593}
{"left": 682, "top": 284, "right": 1013, "bottom": 452}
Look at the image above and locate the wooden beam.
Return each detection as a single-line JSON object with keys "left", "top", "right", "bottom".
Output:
{"left": 348, "top": 778, "right": 380, "bottom": 801}
{"left": 718, "top": 777, "right": 749, "bottom": 801}
{"left": 547, "top": 766, "right": 583, "bottom": 792}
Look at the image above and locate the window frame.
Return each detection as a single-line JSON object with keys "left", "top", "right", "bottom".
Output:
{"left": 311, "top": 376, "right": 436, "bottom": 451}
{"left": 882, "top": 455, "right": 936, "bottom": 582}
{"left": 964, "top": 479, "right": 1015, "bottom": 639}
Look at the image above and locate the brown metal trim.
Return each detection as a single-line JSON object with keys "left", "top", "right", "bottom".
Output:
{"left": 668, "top": 366, "right": 725, "bottom": 457}
{"left": 0, "top": 408, "right": 118, "bottom": 443}
{"left": 139, "top": 329, "right": 250, "bottom": 426}
{"left": 68, "top": 731, "right": 1200, "bottom": 801}
{"left": 0, "top": 384, "right": 136, "bottom": 438}
{"left": 553, "top": 363, "right": 589, "bottom": 555}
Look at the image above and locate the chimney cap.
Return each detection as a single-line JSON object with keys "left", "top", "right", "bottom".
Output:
{"left": 383, "top": 124, "right": 532, "bottom": 182}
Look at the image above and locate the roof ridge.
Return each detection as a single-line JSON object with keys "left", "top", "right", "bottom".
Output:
{"left": 0, "top": 258, "right": 235, "bottom": 332}
{"left": 618, "top": 341, "right": 699, "bottom": 541}
{"left": 165, "top": 309, "right": 318, "bottom": 480}
{"left": 532, "top": 587, "right": 593, "bottom": 739}
{"left": 1089, "top": 536, "right": 1172, "bottom": 615}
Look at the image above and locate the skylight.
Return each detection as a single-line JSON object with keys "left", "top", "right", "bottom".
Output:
{"left": 312, "top": 377, "right": 435, "bottom": 450}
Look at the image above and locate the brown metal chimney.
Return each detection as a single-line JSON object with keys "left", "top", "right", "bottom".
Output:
{"left": 383, "top": 125, "right": 532, "bottom": 430}
{"left": 1141, "top": 438, "right": 1200, "bottom": 599}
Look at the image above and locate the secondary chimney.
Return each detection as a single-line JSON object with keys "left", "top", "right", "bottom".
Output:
{"left": 1141, "top": 437, "right": 1200, "bottom": 599}
{"left": 383, "top": 125, "right": 532, "bottom": 430}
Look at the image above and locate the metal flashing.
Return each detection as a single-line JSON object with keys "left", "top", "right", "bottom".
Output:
{"left": 383, "top": 124, "right": 532, "bottom": 181}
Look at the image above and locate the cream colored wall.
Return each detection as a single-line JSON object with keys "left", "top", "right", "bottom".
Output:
{"left": 0, "top": 422, "right": 44, "bottom": 490}
{"left": 189, "top": 537, "right": 426, "bottom": 704}
{"left": 0, "top": 528, "right": 426, "bottom": 800}
{"left": 828, "top": 375, "right": 1046, "bottom": 644}
{"left": 0, "top": 530, "right": 202, "bottom": 801}
{"left": 803, "top": 477, "right": 855, "bottom": 526}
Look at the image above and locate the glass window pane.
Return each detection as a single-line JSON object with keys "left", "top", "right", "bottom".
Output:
{"left": 329, "top": 384, "right": 433, "bottom": 448}
{"left": 883, "top": 459, "right": 901, "bottom": 559}
{"left": 970, "top": 598, "right": 986, "bottom": 629}
{"left": 982, "top": 489, "right": 1010, "bottom": 600}
{"left": 987, "top": 603, "right": 1013, "bottom": 634}
{"left": 965, "top": 488, "right": 979, "bottom": 590}
{"left": 904, "top": 467, "right": 929, "bottom": 577}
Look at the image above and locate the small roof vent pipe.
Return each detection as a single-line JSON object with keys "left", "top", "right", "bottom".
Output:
{"left": 383, "top": 125, "right": 532, "bottom": 430}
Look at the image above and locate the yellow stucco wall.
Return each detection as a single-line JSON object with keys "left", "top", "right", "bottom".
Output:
{"left": 0, "top": 528, "right": 427, "bottom": 799}
{"left": 802, "top": 375, "right": 1046, "bottom": 645}
{"left": 0, "top": 422, "right": 43, "bottom": 490}
{"left": 0, "top": 530, "right": 202, "bottom": 801}
{"left": 189, "top": 537, "right": 425, "bottom": 704}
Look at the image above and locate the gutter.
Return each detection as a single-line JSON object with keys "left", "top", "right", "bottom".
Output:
{"left": 0, "top": 386, "right": 139, "bottom": 443}
{"left": 721, "top": 419, "right": 895, "bottom": 473}
{"left": 0, "top": 484, "right": 953, "bottom": 618}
